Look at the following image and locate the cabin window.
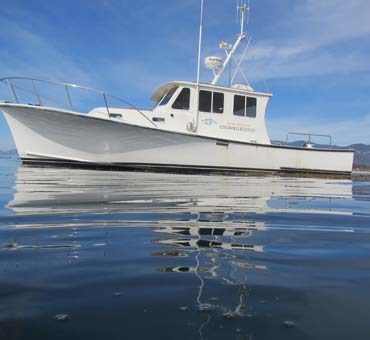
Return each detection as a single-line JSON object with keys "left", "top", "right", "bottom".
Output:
{"left": 246, "top": 97, "right": 257, "bottom": 117}
{"left": 233, "top": 95, "right": 257, "bottom": 118}
{"left": 199, "top": 90, "right": 212, "bottom": 112}
{"left": 199, "top": 90, "right": 224, "bottom": 113}
{"left": 213, "top": 92, "right": 224, "bottom": 113}
{"left": 233, "top": 95, "right": 245, "bottom": 116}
{"left": 159, "top": 87, "right": 178, "bottom": 106}
{"left": 172, "top": 88, "right": 190, "bottom": 110}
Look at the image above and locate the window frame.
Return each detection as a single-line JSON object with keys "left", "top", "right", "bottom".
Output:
{"left": 246, "top": 97, "right": 257, "bottom": 118}
{"left": 199, "top": 90, "right": 212, "bottom": 113}
{"left": 233, "top": 95, "right": 246, "bottom": 117}
{"left": 233, "top": 95, "right": 257, "bottom": 118}
{"left": 158, "top": 86, "right": 178, "bottom": 106}
{"left": 172, "top": 87, "right": 191, "bottom": 111}
{"left": 212, "top": 92, "right": 224, "bottom": 114}
{"left": 198, "top": 90, "right": 224, "bottom": 114}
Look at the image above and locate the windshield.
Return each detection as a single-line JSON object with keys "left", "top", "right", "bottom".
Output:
{"left": 159, "top": 87, "right": 178, "bottom": 106}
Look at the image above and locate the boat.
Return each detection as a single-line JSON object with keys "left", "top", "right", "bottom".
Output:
{"left": 0, "top": 1, "right": 354, "bottom": 177}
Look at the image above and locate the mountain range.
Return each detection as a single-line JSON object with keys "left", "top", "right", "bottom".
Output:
{"left": 350, "top": 144, "right": 370, "bottom": 169}
{"left": 1, "top": 144, "right": 370, "bottom": 168}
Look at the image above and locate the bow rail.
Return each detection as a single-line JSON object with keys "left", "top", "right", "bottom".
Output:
{"left": 286, "top": 132, "right": 332, "bottom": 146}
{"left": 0, "top": 77, "right": 157, "bottom": 127}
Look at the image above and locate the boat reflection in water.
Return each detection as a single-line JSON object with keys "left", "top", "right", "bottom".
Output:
{"left": 155, "top": 222, "right": 265, "bottom": 254}
{"left": 154, "top": 221, "right": 266, "bottom": 339}
{"left": 4, "top": 165, "right": 363, "bottom": 340}
{"left": 7, "top": 165, "right": 353, "bottom": 218}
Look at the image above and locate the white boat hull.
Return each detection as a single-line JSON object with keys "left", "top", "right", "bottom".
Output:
{"left": 1, "top": 104, "right": 354, "bottom": 176}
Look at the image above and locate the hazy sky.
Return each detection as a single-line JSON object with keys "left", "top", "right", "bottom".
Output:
{"left": 0, "top": 0, "right": 369, "bottom": 149}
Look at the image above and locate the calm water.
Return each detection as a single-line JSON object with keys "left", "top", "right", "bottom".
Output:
{"left": 1, "top": 157, "right": 370, "bottom": 340}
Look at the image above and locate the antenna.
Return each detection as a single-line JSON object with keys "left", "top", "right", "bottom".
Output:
{"left": 237, "top": 0, "right": 247, "bottom": 36}
{"left": 236, "top": 0, "right": 240, "bottom": 24}
{"left": 246, "top": 0, "right": 250, "bottom": 25}
{"left": 196, "top": 0, "right": 204, "bottom": 84}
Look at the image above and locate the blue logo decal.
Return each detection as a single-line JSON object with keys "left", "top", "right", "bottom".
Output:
{"left": 202, "top": 118, "right": 218, "bottom": 126}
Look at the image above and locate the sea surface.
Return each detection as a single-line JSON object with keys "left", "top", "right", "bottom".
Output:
{"left": 0, "top": 157, "right": 370, "bottom": 340}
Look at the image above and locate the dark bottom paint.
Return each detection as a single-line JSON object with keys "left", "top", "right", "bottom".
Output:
{"left": 21, "top": 158, "right": 352, "bottom": 178}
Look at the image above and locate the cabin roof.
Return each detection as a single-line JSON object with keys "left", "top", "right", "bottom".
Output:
{"left": 151, "top": 81, "right": 273, "bottom": 103}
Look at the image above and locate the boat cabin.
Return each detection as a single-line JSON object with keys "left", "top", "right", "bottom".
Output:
{"left": 89, "top": 81, "right": 272, "bottom": 145}
{"left": 149, "top": 81, "right": 272, "bottom": 144}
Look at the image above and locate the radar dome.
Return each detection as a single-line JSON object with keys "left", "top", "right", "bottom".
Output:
{"left": 205, "top": 56, "right": 223, "bottom": 70}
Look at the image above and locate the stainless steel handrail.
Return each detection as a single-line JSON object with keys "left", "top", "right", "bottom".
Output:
{"left": 0, "top": 77, "right": 157, "bottom": 128}
{"left": 286, "top": 132, "right": 332, "bottom": 146}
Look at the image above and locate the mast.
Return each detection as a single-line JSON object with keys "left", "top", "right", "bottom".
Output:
{"left": 196, "top": 0, "right": 204, "bottom": 84}
{"left": 194, "top": 0, "right": 204, "bottom": 133}
{"left": 211, "top": 1, "right": 248, "bottom": 85}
